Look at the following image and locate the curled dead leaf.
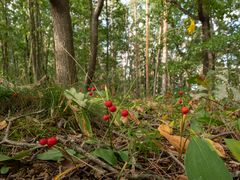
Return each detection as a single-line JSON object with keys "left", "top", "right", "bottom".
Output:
{"left": 158, "top": 124, "right": 189, "bottom": 153}
{"left": 0, "top": 120, "right": 7, "bottom": 130}
{"left": 205, "top": 138, "right": 226, "bottom": 158}
{"left": 158, "top": 124, "right": 173, "bottom": 135}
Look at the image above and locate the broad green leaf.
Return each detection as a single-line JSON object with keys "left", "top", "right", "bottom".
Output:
{"left": 213, "top": 83, "right": 228, "bottom": 100}
{"left": 36, "top": 149, "right": 63, "bottom": 161}
{"left": 75, "top": 111, "right": 93, "bottom": 137}
{"left": 66, "top": 148, "right": 76, "bottom": 156}
{"left": 230, "top": 87, "right": 240, "bottom": 101}
{"left": 92, "top": 148, "right": 117, "bottom": 166}
{"left": 185, "top": 137, "right": 232, "bottom": 180}
{"left": 13, "top": 147, "right": 39, "bottom": 160}
{"left": 118, "top": 151, "right": 128, "bottom": 162}
{"left": 0, "top": 154, "right": 12, "bottom": 161}
{"left": 225, "top": 138, "right": 240, "bottom": 162}
{"left": 0, "top": 166, "right": 10, "bottom": 174}
{"left": 64, "top": 88, "right": 87, "bottom": 107}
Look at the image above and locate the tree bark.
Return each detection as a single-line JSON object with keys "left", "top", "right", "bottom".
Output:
{"left": 1, "top": 0, "right": 9, "bottom": 78}
{"left": 153, "top": 21, "right": 162, "bottom": 96}
{"left": 49, "top": 0, "right": 76, "bottom": 85}
{"left": 86, "top": 0, "right": 104, "bottom": 87}
{"left": 161, "top": 1, "right": 168, "bottom": 95}
{"left": 145, "top": 0, "right": 150, "bottom": 97}
{"left": 197, "top": 0, "right": 214, "bottom": 75}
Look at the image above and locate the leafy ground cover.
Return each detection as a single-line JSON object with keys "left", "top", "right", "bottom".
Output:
{"left": 0, "top": 80, "right": 239, "bottom": 180}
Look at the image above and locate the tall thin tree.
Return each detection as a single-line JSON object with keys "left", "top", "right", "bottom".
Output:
{"left": 86, "top": 0, "right": 104, "bottom": 87}
{"left": 145, "top": 0, "right": 150, "bottom": 97}
{"left": 161, "top": 0, "right": 168, "bottom": 94}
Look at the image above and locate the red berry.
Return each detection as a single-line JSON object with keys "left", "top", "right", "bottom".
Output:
{"left": 109, "top": 105, "right": 117, "bottom": 112}
{"left": 181, "top": 107, "right": 189, "bottom": 114}
{"left": 39, "top": 138, "right": 47, "bottom": 145}
{"left": 89, "top": 92, "right": 93, "bottom": 96}
{"left": 102, "top": 115, "right": 110, "bottom": 121}
{"left": 178, "top": 91, "right": 184, "bottom": 96}
{"left": 87, "top": 87, "right": 91, "bottom": 91}
{"left": 121, "top": 110, "right": 129, "bottom": 117}
{"left": 178, "top": 99, "right": 183, "bottom": 104}
{"left": 104, "top": 100, "right": 113, "bottom": 108}
{"left": 12, "top": 93, "right": 17, "bottom": 97}
{"left": 92, "top": 87, "right": 96, "bottom": 91}
{"left": 47, "top": 137, "right": 57, "bottom": 148}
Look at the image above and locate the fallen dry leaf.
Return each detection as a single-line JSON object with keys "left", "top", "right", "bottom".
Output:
{"left": 158, "top": 124, "right": 173, "bottom": 135}
{"left": 0, "top": 120, "right": 7, "bottom": 130}
{"left": 205, "top": 138, "right": 226, "bottom": 158}
{"left": 158, "top": 124, "right": 189, "bottom": 153}
{"left": 121, "top": 117, "right": 128, "bottom": 124}
{"left": 176, "top": 175, "right": 188, "bottom": 180}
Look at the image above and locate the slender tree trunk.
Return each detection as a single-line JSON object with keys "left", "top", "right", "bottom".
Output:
{"left": 50, "top": 0, "right": 76, "bottom": 85}
{"left": 153, "top": 21, "right": 162, "bottom": 96}
{"left": 105, "top": 0, "right": 110, "bottom": 83}
{"left": 145, "top": 0, "right": 150, "bottom": 97}
{"left": 161, "top": 1, "right": 168, "bottom": 95}
{"left": 1, "top": 0, "right": 9, "bottom": 78}
{"left": 29, "top": 0, "right": 40, "bottom": 82}
{"left": 86, "top": 0, "right": 104, "bottom": 87}
{"left": 132, "top": 0, "right": 140, "bottom": 97}
{"left": 197, "top": 0, "right": 214, "bottom": 75}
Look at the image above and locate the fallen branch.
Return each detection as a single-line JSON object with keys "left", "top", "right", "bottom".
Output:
{"left": 57, "top": 136, "right": 118, "bottom": 174}
{"left": 0, "top": 109, "right": 46, "bottom": 147}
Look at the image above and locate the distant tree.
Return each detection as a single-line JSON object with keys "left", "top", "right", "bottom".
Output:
{"left": 49, "top": 0, "right": 76, "bottom": 85}
{"left": 85, "top": 0, "right": 104, "bottom": 87}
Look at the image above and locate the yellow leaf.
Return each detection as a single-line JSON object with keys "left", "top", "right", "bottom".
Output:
{"left": 158, "top": 124, "right": 173, "bottom": 134}
{"left": 205, "top": 138, "right": 226, "bottom": 158}
{"left": 0, "top": 120, "right": 7, "bottom": 130}
{"left": 158, "top": 124, "right": 189, "bottom": 152}
{"left": 187, "top": 18, "right": 195, "bottom": 34}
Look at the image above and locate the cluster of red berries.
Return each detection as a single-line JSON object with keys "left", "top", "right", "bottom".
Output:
{"left": 87, "top": 86, "right": 96, "bottom": 96}
{"left": 102, "top": 100, "right": 129, "bottom": 121}
{"left": 39, "top": 136, "right": 57, "bottom": 148}
{"left": 178, "top": 90, "right": 189, "bottom": 115}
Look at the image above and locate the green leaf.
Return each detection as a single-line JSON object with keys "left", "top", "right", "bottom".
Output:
{"left": 185, "top": 137, "right": 232, "bottom": 180}
{"left": 64, "top": 88, "right": 87, "bottom": 107}
{"left": 66, "top": 148, "right": 76, "bottom": 156}
{"left": 75, "top": 111, "right": 93, "bottom": 137}
{"left": 36, "top": 149, "right": 63, "bottom": 161}
{"left": 0, "top": 154, "right": 12, "bottom": 161}
{"left": 118, "top": 151, "right": 128, "bottom": 162}
{"left": 92, "top": 148, "right": 117, "bottom": 166}
{"left": 0, "top": 166, "right": 10, "bottom": 174}
{"left": 225, "top": 138, "right": 240, "bottom": 162}
{"left": 13, "top": 147, "right": 39, "bottom": 160}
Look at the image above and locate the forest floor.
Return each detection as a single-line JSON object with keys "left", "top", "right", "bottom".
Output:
{"left": 0, "top": 85, "right": 240, "bottom": 180}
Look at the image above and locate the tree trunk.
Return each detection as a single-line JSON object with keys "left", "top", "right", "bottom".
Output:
{"left": 85, "top": 0, "right": 104, "bottom": 87}
{"left": 153, "top": 20, "right": 162, "bottom": 96}
{"left": 145, "top": 0, "right": 150, "bottom": 97}
{"left": 1, "top": 0, "right": 9, "bottom": 78}
{"left": 49, "top": 0, "right": 76, "bottom": 85}
{"left": 161, "top": 1, "right": 168, "bottom": 95}
{"left": 132, "top": 0, "right": 140, "bottom": 97}
{"left": 198, "top": 0, "right": 214, "bottom": 75}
